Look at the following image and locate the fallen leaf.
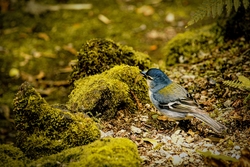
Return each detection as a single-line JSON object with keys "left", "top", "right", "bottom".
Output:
{"left": 146, "top": 30, "right": 167, "bottom": 39}
{"left": 136, "top": 5, "right": 154, "bottom": 16}
{"left": 187, "top": 129, "right": 195, "bottom": 137}
{"left": 230, "top": 113, "right": 242, "bottom": 120}
{"left": 143, "top": 138, "right": 159, "bottom": 149}
{"left": 37, "top": 32, "right": 50, "bottom": 41}
{"left": 36, "top": 71, "right": 45, "bottom": 80}
{"left": 158, "top": 115, "right": 176, "bottom": 121}
{"left": 238, "top": 76, "right": 250, "bottom": 89}
{"left": 0, "top": 105, "right": 10, "bottom": 119}
{"left": 38, "top": 80, "right": 69, "bottom": 86}
{"left": 152, "top": 114, "right": 158, "bottom": 120}
{"left": 185, "top": 135, "right": 194, "bottom": 143}
{"left": 149, "top": 45, "right": 158, "bottom": 51}
{"left": 197, "top": 150, "right": 239, "bottom": 162}
{"left": 131, "top": 125, "right": 142, "bottom": 134}
{"left": 63, "top": 44, "right": 77, "bottom": 55}
{"left": 37, "top": 87, "right": 56, "bottom": 95}
{"left": 59, "top": 66, "right": 73, "bottom": 73}
{"left": 157, "top": 115, "right": 168, "bottom": 121}
{"left": 98, "top": 14, "right": 111, "bottom": 24}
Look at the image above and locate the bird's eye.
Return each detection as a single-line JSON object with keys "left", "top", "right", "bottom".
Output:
{"left": 147, "top": 76, "right": 153, "bottom": 80}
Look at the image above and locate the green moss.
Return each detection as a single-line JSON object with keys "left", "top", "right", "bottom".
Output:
{"left": 29, "top": 138, "right": 141, "bottom": 167}
{"left": 70, "top": 38, "right": 151, "bottom": 83}
{"left": 0, "top": 144, "right": 28, "bottom": 167}
{"left": 68, "top": 65, "right": 149, "bottom": 119}
{"left": 103, "top": 65, "right": 149, "bottom": 104}
{"left": 13, "top": 82, "right": 100, "bottom": 159}
{"left": 162, "top": 24, "right": 224, "bottom": 65}
{"left": 68, "top": 74, "right": 134, "bottom": 119}
{"left": 0, "top": 138, "right": 141, "bottom": 167}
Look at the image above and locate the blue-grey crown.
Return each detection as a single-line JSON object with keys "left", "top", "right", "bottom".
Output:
{"left": 146, "top": 68, "right": 172, "bottom": 85}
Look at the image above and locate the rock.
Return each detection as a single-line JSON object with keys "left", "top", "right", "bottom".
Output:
{"left": 29, "top": 138, "right": 142, "bottom": 167}
{"left": 68, "top": 65, "right": 149, "bottom": 119}
{"left": 70, "top": 38, "right": 151, "bottom": 83}
{"left": 162, "top": 24, "right": 223, "bottom": 65}
{"left": 68, "top": 75, "right": 132, "bottom": 119}
{"left": 13, "top": 82, "right": 100, "bottom": 159}
{"left": 1, "top": 138, "right": 142, "bottom": 167}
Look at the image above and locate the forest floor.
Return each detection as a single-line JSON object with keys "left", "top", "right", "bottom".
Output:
{"left": 0, "top": 0, "right": 249, "bottom": 166}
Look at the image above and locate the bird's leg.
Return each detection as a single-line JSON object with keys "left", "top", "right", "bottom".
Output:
{"left": 172, "top": 121, "right": 179, "bottom": 133}
{"left": 164, "top": 118, "right": 180, "bottom": 134}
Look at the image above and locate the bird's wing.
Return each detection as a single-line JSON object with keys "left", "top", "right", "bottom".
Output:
{"left": 154, "top": 82, "right": 201, "bottom": 113}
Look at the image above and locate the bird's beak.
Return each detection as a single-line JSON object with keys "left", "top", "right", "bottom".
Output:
{"left": 140, "top": 71, "right": 147, "bottom": 78}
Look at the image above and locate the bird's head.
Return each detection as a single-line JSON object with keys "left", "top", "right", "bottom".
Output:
{"left": 141, "top": 68, "right": 172, "bottom": 91}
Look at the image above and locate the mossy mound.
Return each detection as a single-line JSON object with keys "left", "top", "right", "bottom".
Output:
{"left": 162, "top": 24, "right": 224, "bottom": 65}
{"left": 103, "top": 65, "right": 149, "bottom": 104}
{"left": 68, "top": 75, "right": 133, "bottom": 118}
{"left": 68, "top": 65, "right": 149, "bottom": 119}
{"left": 70, "top": 38, "right": 151, "bottom": 83}
{"left": 0, "top": 144, "right": 28, "bottom": 167}
{"left": 29, "top": 138, "right": 141, "bottom": 167}
{"left": 13, "top": 82, "right": 100, "bottom": 159}
{"left": 0, "top": 138, "right": 142, "bottom": 167}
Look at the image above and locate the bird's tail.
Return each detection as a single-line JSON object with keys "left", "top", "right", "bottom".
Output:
{"left": 193, "top": 112, "right": 227, "bottom": 134}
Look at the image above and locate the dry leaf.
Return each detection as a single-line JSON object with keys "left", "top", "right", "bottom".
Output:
{"left": 136, "top": 5, "right": 154, "bottom": 16}
{"left": 197, "top": 150, "right": 239, "bottom": 162}
{"left": 36, "top": 71, "right": 45, "bottom": 80}
{"left": 0, "top": 105, "right": 10, "bottom": 119}
{"left": 37, "top": 32, "right": 50, "bottom": 41}
{"left": 143, "top": 138, "right": 159, "bottom": 148}
{"left": 98, "top": 14, "right": 111, "bottom": 24}
{"left": 157, "top": 115, "right": 168, "bottom": 121}
{"left": 185, "top": 135, "right": 194, "bottom": 143}
{"left": 149, "top": 45, "right": 158, "bottom": 51}
{"left": 187, "top": 129, "right": 195, "bottom": 137}
{"left": 63, "top": 44, "right": 77, "bottom": 55}
{"left": 38, "top": 80, "right": 69, "bottom": 86}
{"left": 59, "top": 66, "right": 73, "bottom": 73}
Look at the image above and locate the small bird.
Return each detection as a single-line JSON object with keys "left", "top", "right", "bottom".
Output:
{"left": 141, "top": 68, "right": 227, "bottom": 133}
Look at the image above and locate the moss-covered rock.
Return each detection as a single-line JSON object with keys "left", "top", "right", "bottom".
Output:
{"left": 162, "top": 24, "right": 224, "bottom": 65}
{"left": 103, "top": 65, "right": 149, "bottom": 104}
{"left": 29, "top": 138, "right": 141, "bottom": 167}
{"left": 0, "top": 144, "right": 29, "bottom": 167}
{"left": 70, "top": 38, "right": 151, "bottom": 83}
{"left": 68, "top": 65, "right": 149, "bottom": 119}
{"left": 1, "top": 138, "right": 142, "bottom": 167}
{"left": 68, "top": 74, "right": 133, "bottom": 119}
{"left": 13, "top": 82, "right": 100, "bottom": 159}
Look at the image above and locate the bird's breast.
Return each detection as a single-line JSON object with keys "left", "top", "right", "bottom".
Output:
{"left": 148, "top": 90, "right": 161, "bottom": 109}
